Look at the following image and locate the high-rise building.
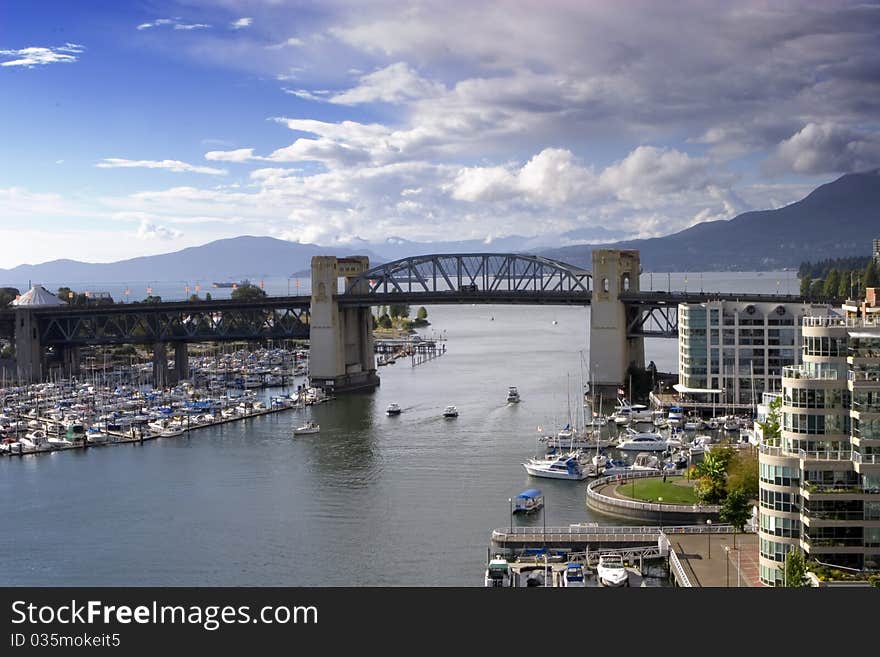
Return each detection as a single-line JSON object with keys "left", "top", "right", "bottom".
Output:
{"left": 678, "top": 301, "right": 831, "bottom": 408}
{"left": 757, "top": 288, "right": 880, "bottom": 586}
{"left": 873, "top": 238, "right": 879, "bottom": 264}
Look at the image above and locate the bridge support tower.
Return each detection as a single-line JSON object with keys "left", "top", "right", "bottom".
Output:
{"left": 14, "top": 308, "right": 43, "bottom": 383}
{"left": 309, "top": 256, "right": 379, "bottom": 393}
{"left": 590, "top": 249, "right": 645, "bottom": 402}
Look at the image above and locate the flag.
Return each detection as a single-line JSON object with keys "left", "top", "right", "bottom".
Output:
{"left": 617, "top": 388, "right": 625, "bottom": 395}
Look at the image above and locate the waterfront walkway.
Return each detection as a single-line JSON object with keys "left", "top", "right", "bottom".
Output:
{"left": 672, "top": 533, "right": 760, "bottom": 587}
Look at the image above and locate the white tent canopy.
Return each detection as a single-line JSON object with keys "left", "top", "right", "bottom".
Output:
{"left": 11, "top": 284, "right": 65, "bottom": 307}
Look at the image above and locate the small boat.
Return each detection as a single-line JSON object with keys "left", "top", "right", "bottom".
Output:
{"left": 632, "top": 452, "right": 661, "bottom": 472}
{"left": 597, "top": 553, "right": 629, "bottom": 587}
{"left": 602, "top": 458, "right": 633, "bottom": 476}
{"left": 386, "top": 402, "right": 402, "bottom": 416}
{"left": 523, "top": 452, "right": 590, "bottom": 480}
{"left": 484, "top": 557, "right": 513, "bottom": 588}
{"left": 442, "top": 405, "right": 459, "bottom": 418}
{"left": 507, "top": 387, "right": 520, "bottom": 404}
{"left": 683, "top": 416, "right": 705, "bottom": 431}
{"left": 293, "top": 421, "right": 320, "bottom": 435}
{"left": 724, "top": 416, "right": 741, "bottom": 431}
{"left": 667, "top": 406, "right": 684, "bottom": 428}
{"left": 562, "top": 563, "right": 587, "bottom": 587}
{"left": 511, "top": 488, "right": 544, "bottom": 513}
{"left": 524, "top": 568, "right": 546, "bottom": 587}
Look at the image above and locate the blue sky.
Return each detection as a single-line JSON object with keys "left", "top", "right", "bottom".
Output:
{"left": 1, "top": 0, "right": 879, "bottom": 268}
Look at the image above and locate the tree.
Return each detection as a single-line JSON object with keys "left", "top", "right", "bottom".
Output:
{"left": 0, "top": 287, "right": 20, "bottom": 308}
{"left": 809, "top": 279, "right": 824, "bottom": 300}
{"left": 417, "top": 306, "right": 428, "bottom": 320}
{"left": 726, "top": 450, "right": 759, "bottom": 500}
{"left": 205, "top": 292, "right": 212, "bottom": 301}
{"left": 784, "top": 547, "right": 809, "bottom": 587}
{"left": 189, "top": 294, "right": 201, "bottom": 302}
{"left": 864, "top": 259, "right": 879, "bottom": 289}
{"left": 759, "top": 396, "right": 782, "bottom": 447}
{"left": 378, "top": 313, "right": 392, "bottom": 329}
{"left": 837, "top": 270, "right": 851, "bottom": 300}
{"left": 823, "top": 269, "right": 840, "bottom": 299}
{"left": 799, "top": 275, "right": 812, "bottom": 298}
{"left": 142, "top": 295, "right": 163, "bottom": 303}
{"left": 719, "top": 488, "right": 751, "bottom": 547}
{"left": 389, "top": 303, "right": 410, "bottom": 319}
{"left": 694, "top": 451, "right": 729, "bottom": 504}
{"left": 231, "top": 281, "right": 267, "bottom": 301}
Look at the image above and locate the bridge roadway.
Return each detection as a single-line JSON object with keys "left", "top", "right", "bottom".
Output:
{"left": 0, "top": 289, "right": 815, "bottom": 346}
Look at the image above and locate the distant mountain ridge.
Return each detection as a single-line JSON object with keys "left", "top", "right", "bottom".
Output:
{"left": 0, "top": 236, "right": 386, "bottom": 285}
{"left": 538, "top": 170, "right": 880, "bottom": 271}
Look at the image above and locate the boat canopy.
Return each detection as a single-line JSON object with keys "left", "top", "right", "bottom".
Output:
{"left": 673, "top": 383, "right": 723, "bottom": 395}
{"left": 515, "top": 489, "right": 543, "bottom": 499}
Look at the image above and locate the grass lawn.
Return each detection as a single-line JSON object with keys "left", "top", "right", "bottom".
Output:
{"left": 616, "top": 476, "right": 699, "bottom": 505}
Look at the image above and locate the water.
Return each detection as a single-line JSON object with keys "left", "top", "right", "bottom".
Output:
{"left": 0, "top": 273, "right": 784, "bottom": 586}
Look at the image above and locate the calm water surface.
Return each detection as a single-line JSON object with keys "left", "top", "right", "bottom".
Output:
{"left": 0, "top": 272, "right": 784, "bottom": 585}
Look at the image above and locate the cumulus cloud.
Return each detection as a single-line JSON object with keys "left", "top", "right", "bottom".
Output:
{"left": 136, "top": 219, "right": 183, "bottom": 240}
{"left": 96, "top": 158, "right": 227, "bottom": 175}
{"left": 230, "top": 17, "right": 253, "bottom": 30}
{"left": 0, "top": 43, "right": 84, "bottom": 68}
{"left": 765, "top": 122, "right": 880, "bottom": 175}
{"left": 204, "top": 148, "right": 256, "bottom": 162}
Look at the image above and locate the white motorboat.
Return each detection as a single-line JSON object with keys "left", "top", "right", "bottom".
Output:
{"left": 597, "top": 553, "right": 629, "bottom": 587}
{"left": 562, "top": 563, "right": 587, "bottom": 587}
{"left": 484, "top": 557, "right": 513, "bottom": 587}
{"left": 632, "top": 452, "right": 661, "bottom": 472}
{"left": 523, "top": 452, "right": 590, "bottom": 480}
{"left": 507, "top": 386, "right": 521, "bottom": 403}
{"left": 386, "top": 402, "right": 402, "bottom": 416}
{"left": 683, "top": 416, "right": 705, "bottom": 431}
{"left": 617, "top": 429, "right": 667, "bottom": 451}
{"left": 160, "top": 427, "right": 185, "bottom": 438}
{"left": 724, "top": 416, "right": 741, "bottom": 431}
{"left": 47, "top": 436, "right": 74, "bottom": 450}
{"left": 293, "top": 421, "right": 320, "bottom": 435}
{"left": 667, "top": 406, "right": 684, "bottom": 428}
{"left": 442, "top": 405, "right": 459, "bottom": 418}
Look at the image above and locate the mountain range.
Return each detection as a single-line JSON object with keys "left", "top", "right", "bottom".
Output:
{"left": 1, "top": 170, "right": 877, "bottom": 285}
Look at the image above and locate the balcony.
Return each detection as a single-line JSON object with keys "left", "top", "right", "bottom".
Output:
{"left": 852, "top": 451, "right": 880, "bottom": 465}
{"left": 803, "top": 316, "right": 847, "bottom": 328}
{"left": 798, "top": 448, "right": 853, "bottom": 462}
{"left": 846, "top": 316, "right": 880, "bottom": 329}
{"left": 783, "top": 366, "right": 840, "bottom": 381}
{"left": 802, "top": 482, "right": 880, "bottom": 496}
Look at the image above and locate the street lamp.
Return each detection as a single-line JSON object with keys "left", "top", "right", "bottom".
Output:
{"left": 725, "top": 545, "right": 730, "bottom": 586}
{"left": 508, "top": 497, "right": 513, "bottom": 534}
{"left": 658, "top": 497, "right": 663, "bottom": 529}
{"left": 706, "top": 519, "right": 712, "bottom": 559}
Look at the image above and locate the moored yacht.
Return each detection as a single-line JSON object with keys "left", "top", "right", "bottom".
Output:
{"left": 523, "top": 452, "right": 590, "bottom": 480}
{"left": 562, "top": 563, "right": 587, "bottom": 587}
{"left": 597, "top": 553, "right": 629, "bottom": 587}
{"left": 616, "top": 428, "right": 667, "bottom": 451}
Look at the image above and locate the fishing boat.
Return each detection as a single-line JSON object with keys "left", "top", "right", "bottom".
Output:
{"left": 293, "top": 421, "right": 320, "bottom": 435}
{"left": 484, "top": 557, "right": 513, "bottom": 587}
{"left": 507, "top": 387, "right": 521, "bottom": 403}
{"left": 511, "top": 488, "right": 544, "bottom": 513}
{"left": 442, "top": 405, "right": 459, "bottom": 418}
{"left": 386, "top": 402, "right": 402, "bottom": 416}
{"left": 523, "top": 452, "right": 590, "bottom": 480}
{"left": 562, "top": 563, "right": 587, "bottom": 587}
{"left": 596, "top": 553, "right": 629, "bottom": 587}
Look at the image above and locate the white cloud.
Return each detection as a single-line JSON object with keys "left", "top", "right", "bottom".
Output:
{"left": 174, "top": 23, "right": 211, "bottom": 31}
{"left": 267, "top": 37, "right": 304, "bottom": 49}
{"left": 765, "top": 122, "right": 880, "bottom": 175}
{"left": 231, "top": 17, "right": 253, "bottom": 30}
{"left": 96, "top": 158, "right": 227, "bottom": 175}
{"left": 136, "top": 219, "right": 183, "bottom": 240}
{"left": 136, "top": 18, "right": 210, "bottom": 31}
{"left": 329, "top": 62, "right": 444, "bottom": 105}
{"left": 0, "top": 43, "right": 84, "bottom": 68}
{"left": 204, "top": 148, "right": 256, "bottom": 162}
{"left": 136, "top": 18, "right": 176, "bottom": 30}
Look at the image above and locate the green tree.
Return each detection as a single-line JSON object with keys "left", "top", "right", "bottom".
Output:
{"left": 231, "top": 281, "right": 267, "bottom": 301}
{"left": 726, "top": 450, "right": 759, "bottom": 500}
{"left": 864, "top": 260, "right": 879, "bottom": 289}
{"left": 759, "top": 396, "right": 782, "bottom": 447}
{"left": 389, "top": 303, "right": 410, "bottom": 319}
{"left": 823, "top": 269, "right": 840, "bottom": 299}
{"left": 799, "top": 274, "right": 812, "bottom": 298}
{"left": 1, "top": 344, "right": 14, "bottom": 358}
{"left": 0, "top": 287, "right": 21, "bottom": 308}
{"left": 189, "top": 294, "right": 201, "bottom": 302}
{"left": 719, "top": 488, "right": 751, "bottom": 547}
{"left": 378, "top": 313, "right": 392, "bottom": 329}
{"left": 694, "top": 451, "right": 729, "bottom": 504}
{"left": 784, "top": 547, "right": 809, "bottom": 587}
{"left": 809, "top": 279, "right": 824, "bottom": 300}
{"left": 417, "top": 306, "right": 428, "bottom": 320}
{"left": 838, "top": 270, "right": 851, "bottom": 300}
{"left": 142, "top": 295, "right": 163, "bottom": 303}
{"left": 205, "top": 292, "right": 212, "bottom": 301}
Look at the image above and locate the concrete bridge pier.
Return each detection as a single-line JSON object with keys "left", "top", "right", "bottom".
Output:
{"left": 174, "top": 342, "right": 189, "bottom": 382}
{"left": 152, "top": 343, "right": 169, "bottom": 389}
{"left": 14, "top": 308, "right": 43, "bottom": 383}
{"left": 309, "top": 255, "right": 379, "bottom": 393}
{"left": 590, "top": 249, "right": 645, "bottom": 403}
{"left": 61, "top": 345, "right": 81, "bottom": 378}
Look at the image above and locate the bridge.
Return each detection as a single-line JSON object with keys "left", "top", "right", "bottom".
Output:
{"left": 0, "top": 249, "right": 810, "bottom": 392}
